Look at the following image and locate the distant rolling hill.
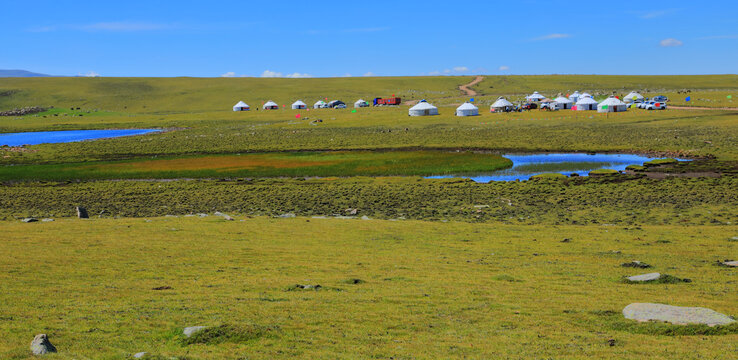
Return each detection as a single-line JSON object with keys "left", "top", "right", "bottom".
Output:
{"left": 0, "top": 69, "right": 53, "bottom": 77}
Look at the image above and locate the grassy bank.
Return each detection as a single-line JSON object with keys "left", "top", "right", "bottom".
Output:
{"left": 1, "top": 176, "right": 735, "bottom": 225}
{"left": 0, "top": 217, "right": 735, "bottom": 359}
{"left": 0, "top": 151, "right": 511, "bottom": 181}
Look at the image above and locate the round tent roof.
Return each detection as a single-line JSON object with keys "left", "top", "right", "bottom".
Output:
{"left": 599, "top": 96, "right": 626, "bottom": 106}
{"left": 354, "top": 99, "right": 367, "bottom": 104}
{"left": 624, "top": 92, "right": 644, "bottom": 102}
{"left": 527, "top": 91, "right": 546, "bottom": 100}
{"left": 292, "top": 100, "right": 307, "bottom": 106}
{"left": 491, "top": 97, "right": 513, "bottom": 108}
{"left": 576, "top": 96, "right": 598, "bottom": 105}
{"left": 263, "top": 100, "right": 278, "bottom": 107}
{"left": 581, "top": 92, "right": 592, "bottom": 98}
{"left": 456, "top": 102, "right": 478, "bottom": 111}
{"left": 409, "top": 102, "right": 437, "bottom": 111}
{"left": 554, "top": 96, "right": 572, "bottom": 104}
{"left": 314, "top": 100, "right": 326, "bottom": 105}
{"left": 234, "top": 101, "right": 249, "bottom": 107}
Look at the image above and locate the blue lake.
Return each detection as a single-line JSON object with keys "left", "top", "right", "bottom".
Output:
{"left": 0, "top": 129, "right": 161, "bottom": 146}
{"left": 427, "top": 153, "right": 677, "bottom": 182}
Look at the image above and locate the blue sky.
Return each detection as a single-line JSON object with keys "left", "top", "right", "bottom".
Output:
{"left": 2, "top": 0, "right": 737, "bottom": 77}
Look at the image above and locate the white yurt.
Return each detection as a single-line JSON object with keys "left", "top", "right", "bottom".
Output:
{"left": 581, "top": 92, "right": 592, "bottom": 99}
{"left": 526, "top": 91, "right": 546, "bottom": 102}
{"left": 354, "top": 99, "right": 369, "bottom": 108}
{"left": 291, "top": 100, "right": 307, "bottom": 110}
{"left": 233, "top": 101, "right": 250, "bottom": 111}
{"left": 490, "top": 97, "right": 514, "bottom": 112}
{"left": 623, "top": 92, "right": 644, "bottom": 103}
{"left": 455, "top": 102, "right": 479, "bottom": 116}
{"left": 554, "top": 96, "right": 573, "bottom": 110}
{"left": 597, "top": 96, "right": 628, "bottom": 113}
{"left": 575, "top": 96, "right": 598, "bottom": 111}
{"left": 263, "top": 100, "right": 279, "bottom": 110}
{"left": 313, "top": 100, "right": 327, "bottom": 109}
{"left": 569, "top": 91, "right": 582, "bottom": 103}
{"left": 408, "top": 100, "right": 439, "bottom": 116}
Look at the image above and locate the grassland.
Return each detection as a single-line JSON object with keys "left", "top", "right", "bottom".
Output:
{"left": 0, "top": 151, "right": 511, "bottom": 181}
{"left": 0, "top": 217, "right": 735, "bottom": 359}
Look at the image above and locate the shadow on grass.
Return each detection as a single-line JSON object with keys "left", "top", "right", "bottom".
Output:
{"left": 591, "top": 311, "right": 738, "bottom": 336}
{"left": 176, "top": 324, "right": 279, "bottom": 346}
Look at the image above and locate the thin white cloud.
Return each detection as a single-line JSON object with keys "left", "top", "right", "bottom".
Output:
{"left": 340, "top": 73, "right": 352, "bottom": 77}
{"left": 428, "top": 66, "right": 469, "bottom": 76}
{"left": 532, "top": 33, "right": 571, "bottom": 41}
{"left": 453, "top": 66, "right": 469, "bottom": 73}
{"left": 698, "top": 34, "right": 738, "bottom": 40}
{"left": 79, "top": 71, "right": 100, "bottom": 77}
{"left": 77, "top": 22, "right": 175, "bottom": 32}
{"left": 220, "top": 72, "right": 236, "bottom": 78}
{"left": 640, "top": 9, "right": 676, "bottom": 19}
{"left": 27, "top": 26, "right": 56, "bottom": 33}
{"left": 499, "top": 65, "right": 510, "bottom": 71}
{"left": 363, "top": 72, "right": 375, "bottom": 77}
{"left": 261, "top": 70, "right": 283, "bottom": 78}
{"left": 285, "top": 72, "right": 312, "bottom": 78}
{"left": 343, "top": 27, "right": 390, "bottom": 33}
{"left": 660, "top": 38, "right": 683, "bottom": 47}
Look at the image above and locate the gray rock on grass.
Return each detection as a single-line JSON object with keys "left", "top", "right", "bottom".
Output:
{"left": 30, "top": 334, "right": 57, "bottom": 355}
{"left": 133, "top": 351, "right": 147, "bottom": 358}
{"left": 21, "top": 218, "right": 38, "bottom": 223}
{"left": 627, "top": 272, "right": 662, "bottom": 282}
{"left": 621, "top": 261, "right": 651, "bottom": 269}
{"left": 623, "top": 303, "right": 736, "bottom": 326}
{"left": 183, "top": 326, "right": 207, "bottom": 337}
{"left": 723, "top": 260, "right": 738, "bottom": 267}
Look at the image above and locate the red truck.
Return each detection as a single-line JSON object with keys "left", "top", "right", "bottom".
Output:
{"left": 373, "top": 97, "right": 402, "bottom": 106}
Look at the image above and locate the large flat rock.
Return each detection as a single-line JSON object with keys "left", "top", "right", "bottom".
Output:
{"left": 627, "top": 272, "right": 661, "bottom": 282}
{"left": 623, "top": 303, "right": 736, "bottom": 326}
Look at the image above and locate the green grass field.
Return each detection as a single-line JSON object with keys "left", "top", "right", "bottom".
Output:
{"left": 0, "top": 217, "right": 735, "bottom": 359}
{"left": 1, "top": 75, "right": 737, "bottom": 359}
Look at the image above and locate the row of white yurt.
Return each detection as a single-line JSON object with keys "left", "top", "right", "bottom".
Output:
{"left": 455, "top": 102, "right": 478, "bottom": 116}
{"left": 491, "top": 97, "right": 514, "bottom": 112}
{"left": 575, "top": 96, "right": 598, "bottom": 111}
{"left": 291, "top": 100, "right": 307, "bottom": 109}
{"left": 554, "top": 96, "right": 573, "bottom": 110}
{"left": 233, "top": 101, "right": 250, "bottom": 111}
{"left": 408, "top": 100, "right": 439, "bottom": 116}
{"left": 597, "top": 96, "right": 628, "bottom": 113}
{"left": 623, "top": 91, "right": 644, "bottom": 103}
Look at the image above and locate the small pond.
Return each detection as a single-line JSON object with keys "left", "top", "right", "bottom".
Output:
{"left": 0, "top": 129, "right": 161, "bottom": 146}
{"left": 427, "top": 153, "right": 677, "bottom": 182}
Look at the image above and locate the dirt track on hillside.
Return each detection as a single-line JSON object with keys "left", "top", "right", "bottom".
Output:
{"left": 459, "top": 76, "right": 484, "bottom": 97}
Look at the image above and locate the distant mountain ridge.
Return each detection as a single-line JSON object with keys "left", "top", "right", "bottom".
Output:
{"left": 0, "top": 69, "right": 53, "bottom": 77}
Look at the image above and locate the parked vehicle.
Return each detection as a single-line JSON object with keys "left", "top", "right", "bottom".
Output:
{"left": 327, "top": 100, "right": 346, "bottom": 108}
{"left": 653, "top": 95, "right": 668, "bottom": 103}
{"left": 521, "top": 103, "right": 538, "bottom": 110}
{"left": 373, "top": 97, "right": 402, "bottom": 106}
{"left": 334, "top": 104, "right": 347, "bottom": 109}
{"left": 645, "top": 101, "right": 667, "bottom": 110}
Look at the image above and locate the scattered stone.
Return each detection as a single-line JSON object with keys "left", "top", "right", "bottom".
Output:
{"left": 623, "top": 303, "right": 736, "bottom": 326}
{"left": 626, "top": 272, "right": 662, "bottom": 282}
{"left": 133, "top": 352, "right": 147, "bottom": 358}
{"left": 360, "top": 215, "right": 371, "bottom": 220}
{"left": 21, "top": 218, "right": 38, "bottom": 223}
{"left": 560, "top": 238, "right": 571, "bottom": 243}
{"left": 41, "top": 218, "right": 54, "bottom": 222}
{"left": 197, "top": 213, "right": 208, "bottom": 217}
{"left": 289, "top": 284, "right": 322, "bottom": 290}
{"left": 345, "top": 208, "right": 358, "bottom": 215}
{"left": 621, "top": 261, "right": 652, "bottom": 269}
{"left": 214, "top": 212, "right": 234, "bottom": 221}
{"left": 607, "top": 338, "right": 616, "bottom": 347}
{"left": 345, "top": 278, "right": 364, "bottom": 284}
{"left": 30, "top": 334, "right": 57, "bottom": 355}
{"left": 0, "top": 106, "right": 47, "bottom": 117}
{"left": 76, "top": 206, "right": 89, "bottom": 219}
{"left": 183, "top": 326, "right": 207, "bottom": 337}
{"left": 152, "top": 286, "right": 173, "bottom": 291}
{"left": 721, "top": 260, "right": 738, "bottom": 267}
{"left": 277, "top": 213, "right": 296, "bottom": 218}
